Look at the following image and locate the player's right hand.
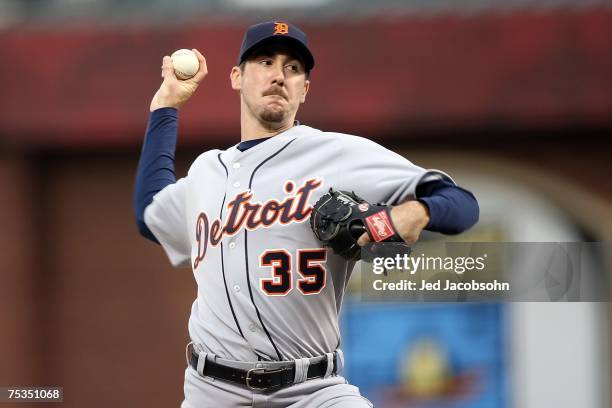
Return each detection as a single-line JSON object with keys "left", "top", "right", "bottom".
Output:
{"left": 149, "top": 49, "right": 208, "bottom": 112}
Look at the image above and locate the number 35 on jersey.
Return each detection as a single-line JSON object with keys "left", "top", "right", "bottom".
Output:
{"left": 260, "top": 249, "right": 327, "bottom": 296}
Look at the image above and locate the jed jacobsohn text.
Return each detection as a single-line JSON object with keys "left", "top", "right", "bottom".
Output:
{"left": 372, "top": 253, "right": 487, "bottom": 275}
{"left": 372, "top": 279, "right": 510, "bottom": 292}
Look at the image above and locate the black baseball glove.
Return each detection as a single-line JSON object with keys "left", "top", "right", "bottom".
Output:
{"left": 310, "top": 188, "right": 411, "bottom": 261}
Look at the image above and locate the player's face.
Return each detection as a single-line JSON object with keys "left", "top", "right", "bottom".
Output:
{"left": 231, "top": 46, "right": 310, "bottom": 125}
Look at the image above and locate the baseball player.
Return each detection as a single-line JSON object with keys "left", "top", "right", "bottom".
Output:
{"left": 134, "top": 21, "right": 479, "bottom": 407}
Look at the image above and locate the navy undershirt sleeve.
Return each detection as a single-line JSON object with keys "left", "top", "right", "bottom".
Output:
{"left": 416, "top": 180, "right": 479, "bottom": 234}
{"left": 133, "top": 108, "right": 179, "bottom": 244}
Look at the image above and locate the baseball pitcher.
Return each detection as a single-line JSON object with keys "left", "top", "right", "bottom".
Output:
{"left": 134, "top": 21, "right": 479, "bottom": 407}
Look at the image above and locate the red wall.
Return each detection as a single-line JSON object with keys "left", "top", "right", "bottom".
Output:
{"left": 1, "top": 8, "right": 611, "bottom": 148}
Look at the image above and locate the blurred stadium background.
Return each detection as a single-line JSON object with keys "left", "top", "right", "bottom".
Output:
{"left": 1, "top": 0, "right": 611, "bottom": 407}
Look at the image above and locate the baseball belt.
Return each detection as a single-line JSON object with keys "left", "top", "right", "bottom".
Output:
{"left": 188, "top": 344, "right": 339, "bottom": 392}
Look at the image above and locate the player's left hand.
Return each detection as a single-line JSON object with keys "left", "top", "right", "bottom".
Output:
{"left": 357, "top": 201, "right": 430, "bottom": 246}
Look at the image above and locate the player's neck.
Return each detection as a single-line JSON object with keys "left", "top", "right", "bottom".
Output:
{"left": 240, "top": 113, "right": 295, "bottom": 142}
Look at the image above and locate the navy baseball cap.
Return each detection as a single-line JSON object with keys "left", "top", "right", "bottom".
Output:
{"left": 237, "top": 21, "right": 315, "bottom": 72}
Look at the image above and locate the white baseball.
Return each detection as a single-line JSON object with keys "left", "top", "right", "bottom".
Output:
{"left": 171, "top": 49, "right": 199, "bottom": 80}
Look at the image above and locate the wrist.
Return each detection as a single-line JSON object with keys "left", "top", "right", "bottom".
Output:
{"left": 414, "top": 200, "right": 431, "bottom": 228}
{"left": 150, "top": 88, "right": 185, "bottom": 112}
{"left": 150, "top": 100, "right": 181, "bottom": 112}
{"left": 389, "top": 200, "right": 430, "bottom": 241}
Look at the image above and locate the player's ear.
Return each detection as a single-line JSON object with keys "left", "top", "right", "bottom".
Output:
{"left": 230, "top": 66, "right": 241, "bottom": 91}
{"left": 300, "top": 79, "right": 310, "bottom": 103}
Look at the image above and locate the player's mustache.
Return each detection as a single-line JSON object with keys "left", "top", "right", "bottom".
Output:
{"left": 262, "top": 87, "right": 287, "bottom": 99}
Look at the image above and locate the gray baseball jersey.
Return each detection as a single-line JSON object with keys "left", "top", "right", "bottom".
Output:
{"left": 144, "top": 124, "right": 452, "bottom": 362}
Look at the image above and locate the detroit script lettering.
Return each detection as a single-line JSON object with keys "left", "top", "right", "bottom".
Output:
{"left": 193, "top": 178, "right": 322, "bottom": 269}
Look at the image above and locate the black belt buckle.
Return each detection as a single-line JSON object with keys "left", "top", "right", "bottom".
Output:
{"left": 245, "top": 367, "right": 285, "bottom": 391}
